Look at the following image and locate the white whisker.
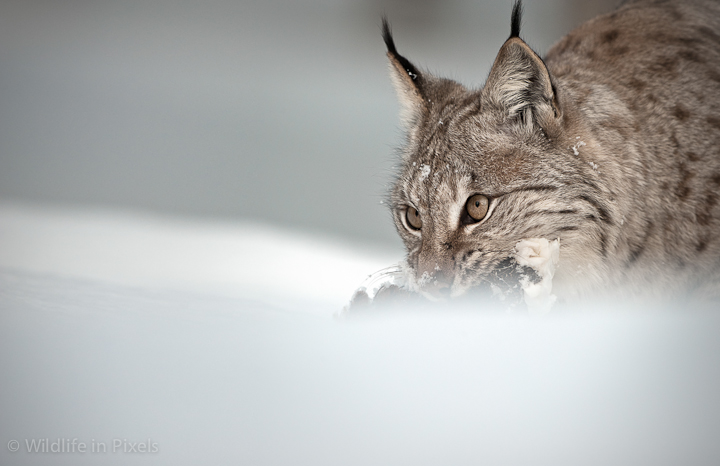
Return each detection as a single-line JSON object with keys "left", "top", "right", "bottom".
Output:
{"left": 357, "top": 262, "right": 409, "bottom": 299}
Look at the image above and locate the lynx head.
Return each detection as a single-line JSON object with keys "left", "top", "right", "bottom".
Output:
{"left": 384, "top": 1, "right": 608, "bottom": 300}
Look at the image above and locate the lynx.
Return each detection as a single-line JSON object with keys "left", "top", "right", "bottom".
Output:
{"left": 357, "top": 0, "right": 720, "bottom": 310}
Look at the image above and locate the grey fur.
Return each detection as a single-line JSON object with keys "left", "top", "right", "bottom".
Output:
{"left": 384, "top": 0, "right": 720, "bottom": 305}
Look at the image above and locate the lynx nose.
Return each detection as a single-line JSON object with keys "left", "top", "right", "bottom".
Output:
{"left": 417, "top": 248, "right": 454, "bottom": 300}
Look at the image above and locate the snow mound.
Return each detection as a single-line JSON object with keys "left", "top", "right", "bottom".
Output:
{"left": 348, "top": 239, "right": 561, "bottom": 313}
{"left": 0, "top": 201, "right": 398, "bottom": 314}
{"left": 514, "top": 238, "right": 560, "bottom": 314}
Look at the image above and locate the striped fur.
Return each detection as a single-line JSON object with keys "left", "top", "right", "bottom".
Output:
{"left": 384, "top": 0, "right": 720, "bottom": 305}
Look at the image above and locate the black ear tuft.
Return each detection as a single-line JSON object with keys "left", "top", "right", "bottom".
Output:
{"left": 381, "top": 18, "right": 422, "bottom": 83}
{"left": 510, "top": 0, "right": 523, "bottom": 38}
{"left": 381, "top": 17, "right": 397, "bottom": 56}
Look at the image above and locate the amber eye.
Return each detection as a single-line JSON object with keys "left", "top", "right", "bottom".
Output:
{"left": 465, "top": 194, "right": 489, "bottom": 221}
{"left": 406, "top": 206, "right": 422, "bottom": 230}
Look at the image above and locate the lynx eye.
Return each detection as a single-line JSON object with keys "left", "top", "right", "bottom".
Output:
{"left": 405, "top": 206, "right": 422, "bottom": 230}
{"left": 465, "top": 194, "right": 489, "bottom": 222}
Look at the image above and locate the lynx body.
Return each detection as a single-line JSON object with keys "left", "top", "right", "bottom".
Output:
{"left": 383, "top": 0, "right": 720, "bottom": 306}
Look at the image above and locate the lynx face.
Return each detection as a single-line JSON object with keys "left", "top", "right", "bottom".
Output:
{"left": 390, "top": 120, "right": 589, "bottom": 300}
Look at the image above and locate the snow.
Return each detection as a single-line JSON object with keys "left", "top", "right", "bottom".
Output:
{"left": 419, "top": 163, "right": 431, "bottom": 181}
{"left": 572, "top": 139, "right": 586, "bottom": 155}
{"left": 353, "top": 262, "right": 407, "bottom": 300}
{"left": 514, "top": 238, "right": 561, "bottom": 313}
{"left": 0, "top": 202, "right": 393, "bottom": 315}
{"left": 2, "top": 202, "right": 720, "bottom": 465}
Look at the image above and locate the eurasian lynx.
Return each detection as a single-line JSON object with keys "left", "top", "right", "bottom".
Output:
{"left": 365, "top": 0, "right": 720, "bottom": 310}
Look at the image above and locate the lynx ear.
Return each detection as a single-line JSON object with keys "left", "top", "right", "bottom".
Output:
{"left": 483, "top": 2, "right": 559, "bottom": 127}
{"left": 382, "top": 19, "right": 427, "bottom": 128}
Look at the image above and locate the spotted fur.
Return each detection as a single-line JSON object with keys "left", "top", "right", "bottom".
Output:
{"left": 384, "top": 0, "right": 720, "bottom": 305}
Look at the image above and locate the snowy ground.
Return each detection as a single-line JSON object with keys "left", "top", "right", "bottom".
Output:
{"left": 2, "top": 202, "right": 720, "bottom": 465}
{"left": 0, "top": 202, "right": 395, "bottom": 314}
